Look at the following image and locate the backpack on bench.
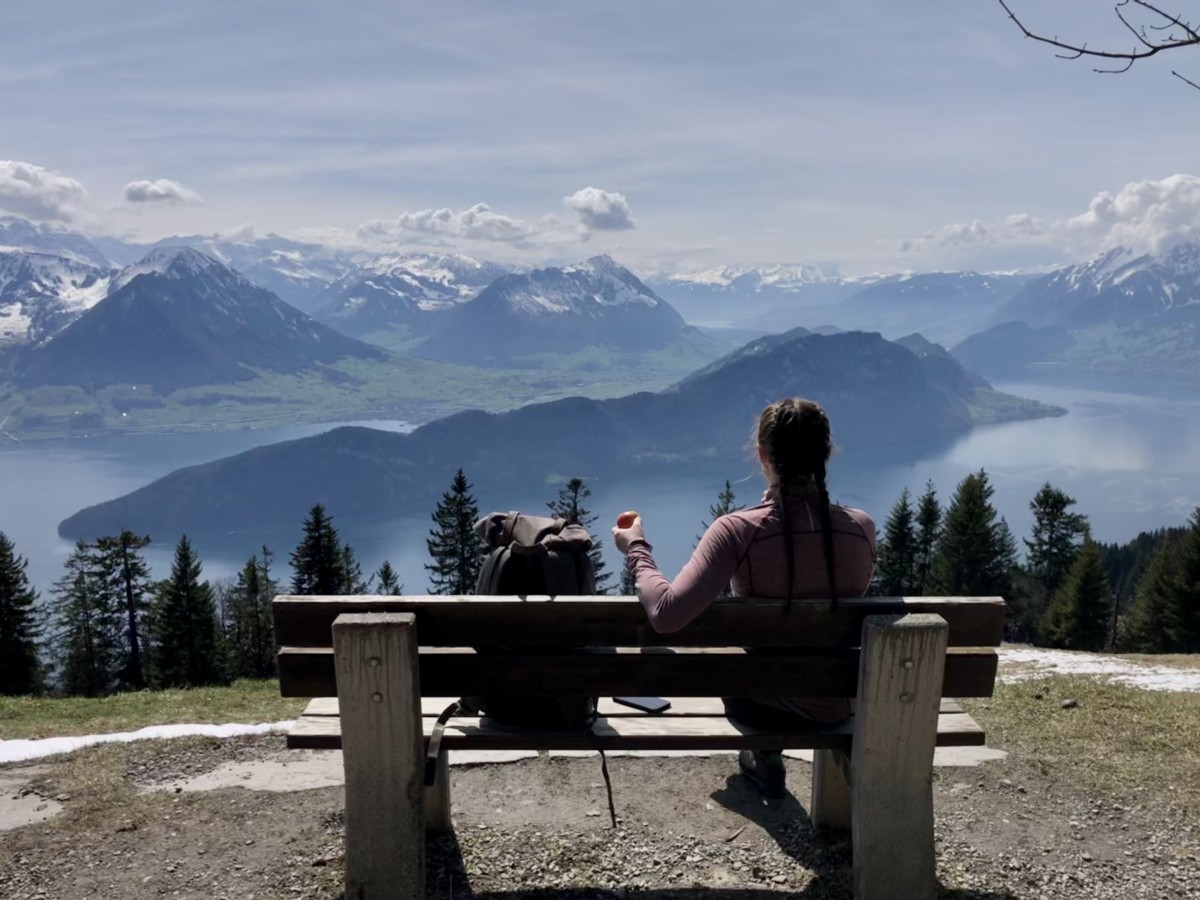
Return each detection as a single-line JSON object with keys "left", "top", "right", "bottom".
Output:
{"left": 465, "top": 510, "right": 599, "bottom": 731}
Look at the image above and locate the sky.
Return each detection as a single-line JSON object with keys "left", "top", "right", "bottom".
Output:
{"left": 2, "top": 0, "right": 1199, "bottom": 275}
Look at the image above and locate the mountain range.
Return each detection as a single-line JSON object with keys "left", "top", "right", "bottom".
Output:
{"left": 951, "top": 244, "right": 1200, "bottom": 384}
{"left": 58, "top": 328, "right": 1057, "bottom": 539}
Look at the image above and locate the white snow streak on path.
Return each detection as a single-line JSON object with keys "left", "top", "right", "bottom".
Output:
{"left": 998, "top": 647, "right": 1200, "bottom": 692}
{"left": 0, "top": 721, "right": 292, "bottom": 765}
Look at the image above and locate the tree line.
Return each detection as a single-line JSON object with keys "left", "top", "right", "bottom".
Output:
{"left": 4, "top": 467, "right": 1196, "bottom": 697}
{"left": 874, "top": 472, "right": 1200, "bottom": 654}
{"left": 0, "top": 470, "right": 614, "bottom": 697}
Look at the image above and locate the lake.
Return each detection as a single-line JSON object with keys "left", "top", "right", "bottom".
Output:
{"left": 3, "top": 382, "right": 1199, "bottom": 601}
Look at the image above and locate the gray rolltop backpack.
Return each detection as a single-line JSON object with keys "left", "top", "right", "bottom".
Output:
{"left": 466, "top": 510, "right": 598, "bottom": 730}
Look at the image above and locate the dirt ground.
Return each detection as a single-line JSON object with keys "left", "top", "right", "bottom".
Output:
{"left": 1, "top": 731, "right": 1197, "bottom": 900}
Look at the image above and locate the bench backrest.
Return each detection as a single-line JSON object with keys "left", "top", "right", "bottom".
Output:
{"left": 274, "top": 595, "right": 1004, "bottom": 700}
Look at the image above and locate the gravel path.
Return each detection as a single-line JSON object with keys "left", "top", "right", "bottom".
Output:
{"left": 1, "top": 733, "right": 1196, "bottom": 900}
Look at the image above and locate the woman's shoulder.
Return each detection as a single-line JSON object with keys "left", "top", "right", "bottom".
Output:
{"left": 831, "top": 503, "right": 875, "bottom": 535}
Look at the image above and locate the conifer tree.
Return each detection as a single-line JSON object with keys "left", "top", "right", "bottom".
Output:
{"left": 51, "top": 541, "right": 121, "bottom": 696}
{"left": 223, "top": 549, "right": 279, "bottom": 678}
{"left": 374, "top": 560, "right": 403, "bottom": 595}
{"left": 913, "top": 481, "right": 942, "bottom": 595}
{"left": 1175, "top": 507, "right": 1200, "bottom": 652}
{"left": 619, "top": 562, "right": 636, "bottom": 596}
{"left": 338, "top": 543, "right": 369, "bottom": 594}
{"left": 932, "top": 470, "right": 1014, "bottom": 597}
{"left": 426, "top": 469, "right": 485, "bottom": 595}
{"left": 0, "top": 532, "right": 42, "bottom": 695}
{"left": 548, "top": 477, "right": 611, "bottom": 593}
{"left": 878, "top": 487, "right": 918, "bottom": 595}
{"left": 1040, "top": 541, "right": 1112, "bottom": 651}
{"left": 150, "top": 535, "right": 225, "bottom": 688}
{"left": 93, "top": 531, "right": 153, "bottom": 691}
{"left": 699, "top": 479, "right": 743, "bottom": 537}
{"left": 1025, "top": 484, "right": 1091, "bottom": 593}
{"left": 1123, "top": 536, "right": 1184, "bottom": 652}
{"left": 290, "top": 504, "right": 347, "bottom": 595}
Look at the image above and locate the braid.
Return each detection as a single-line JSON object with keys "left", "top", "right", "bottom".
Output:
{"left": 815, "top": 466, "right": 838, "bottom": 609}
{"left": 755, "top": 397, "right": 838, "bottom": 612}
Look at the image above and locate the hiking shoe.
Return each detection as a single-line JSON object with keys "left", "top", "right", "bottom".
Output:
{"left": 738, "top": 749, "right": 787, "bottom": 798}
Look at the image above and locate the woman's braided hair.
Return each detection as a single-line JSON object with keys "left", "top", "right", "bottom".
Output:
{"left": 755, "top": 398, "right": 837, "bottom": 609}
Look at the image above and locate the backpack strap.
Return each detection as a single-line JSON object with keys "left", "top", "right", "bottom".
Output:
{"left": 424, "top": 700, "right": 463, "bottom": 787}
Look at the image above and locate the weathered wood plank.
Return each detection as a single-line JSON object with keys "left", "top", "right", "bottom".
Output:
{"left": 286, "top": 709, "right": 985, "bottom": 751}
{"left": 300, "top": 696, "right": 968, "bottom": 718}
{"left": 851, "top": 613, "right": 947, "bottom": 900}
{"left": 333, "top": 613, "right": 424, "bottom": 900}
{"left": 278, "top": 646, "right": 998, "bottom": 699}
{"left": 424, "top": 749, "right": 451, "bottom": 832}
{"left": 274, "top": 594, "right": 1006, "bottom": 649}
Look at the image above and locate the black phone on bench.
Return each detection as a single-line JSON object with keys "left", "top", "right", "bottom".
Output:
{"left": 612, "top": 696, "right": 672, "bottom": 714}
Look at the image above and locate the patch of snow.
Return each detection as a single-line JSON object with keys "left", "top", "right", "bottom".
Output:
{"left": 0, "top": 721, "right": 293, "bottom": 765}
{"left": 0, "top": 303, "right": 32, "bottom": 341}
{"left": 998, "top": 647, "right": 1200, "bottom": 692}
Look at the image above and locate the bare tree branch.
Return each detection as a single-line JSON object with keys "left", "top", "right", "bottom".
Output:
{"left": 997, "top": 0, "right": 1200, "bottom": 87}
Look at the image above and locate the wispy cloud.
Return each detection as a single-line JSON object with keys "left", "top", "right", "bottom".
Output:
{"left": 0, "top": 160, "right": 87, "bottom": 222}
{"left": 123, "top": 178, "right": 202, "bottom": 206}
{"left": 564, "top": 187, "right": 635, "bottom": 233}
{"left": 899, "top": 175, "right": 1200, "bottom": 266}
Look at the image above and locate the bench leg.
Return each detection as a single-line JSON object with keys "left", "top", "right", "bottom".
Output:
{"left": 850, "top": 613, "right": 947, "bottom": 900}
{"left": 425, "top": 749, "right": 452, "bottom": 831}
{"left": 811, "top": 748, "right": 851, "bottom": 831}
{"left": 334, "top": 612, "right": 425, "bottom": 900}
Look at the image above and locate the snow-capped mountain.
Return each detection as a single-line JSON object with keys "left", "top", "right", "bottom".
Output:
{"left": 994, "top": 243, "right": 1200, "bottom": 328}
{"left": 0, "top": 216, "right": 112, "bottom": 267}
{"left": 647, "top": 264, "right": 893, "bottom": 327}
{"left": 416, "top": 254, "right": 697, "bottom": 364}
{"left": 954, "top": 243, "right": 1200, "bottom": 385}
{"left": 113, "top": 232, "right": 359, "bottom": 310}
{"left": 0, "top": 249, "right": 113, "bottom": 345}
{"left": 312, "top": 252, "right": 512, "bottom": 340}
{"left": 16, "top": 248, "right": 384, "bottom": 391}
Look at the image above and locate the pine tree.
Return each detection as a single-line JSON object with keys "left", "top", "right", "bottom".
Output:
{"left": 932, "top": 470, "right": 1014, "bottom": 597}
{"left": 1025, "top": 484, "right": 1091, "bottom": 593}
{"left": 1175, "top": 507, "right": 1200, "bottom": 652}
{"left": 374, "top": 560, "right": 403, "bottom": 595}
{"left": 1040, "top": 541, "right": 1112, "bottom": 651}
{"left": 548, "top": 477, "right": 611, "bottom": 593}
{"left": 1123, "top": 536, "right": 1184, "bottom": 652}
{"left": 699, "top": 479, "right": 743, "bottom": 536}
{"left": 51, "top": 541, "right": 121, "bottom": 697}
{"left": 290, "top": 504, "right": 347, "bottom": 595}
{"left": 0, "top": 532, "right": 42, "bottom": 695}
{"left": 149, "top": 535, "right": 225, "bottom": 688}
{"left": 913, "top": 481, "right": 942, "bottom": 595}
{"left": 426, "top": 469, "right": 485, "bottom": 595}
{"left": 619, "top": 563, "right": 636, "bottom": 596}
{"left": 93, "top": 531, "right": 153, "bottom": 691}
{"left": 878, "top": 488, "right": 918, "bottom": 595}
{"left": 338, "top": 543, "right": 369, "bottom": 593}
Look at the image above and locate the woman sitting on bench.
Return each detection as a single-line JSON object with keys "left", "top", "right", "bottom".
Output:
{"left": 612, "top": 396, "right": 877, "bottom": 798}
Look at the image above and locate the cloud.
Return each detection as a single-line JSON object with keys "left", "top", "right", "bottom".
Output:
{"left": 899, "top": 174, "right": 1200, "bottom": 263}
{"left": 123, "top": 178, "right": 202, "bottom": 205}
{"left": 563, "top": 187, "right": 635, "bottom": 232}
{"left": 0, "top": 160, "right": 88, "bottom": 222}
{"left": 358, "top": 202, "right": 536, "bottom": 243}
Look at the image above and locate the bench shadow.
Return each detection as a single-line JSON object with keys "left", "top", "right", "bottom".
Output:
{"left": 404, "top": 774, "right": 1017, "bottom": 900}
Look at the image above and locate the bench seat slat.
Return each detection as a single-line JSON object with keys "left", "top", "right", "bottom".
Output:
{"left": 278, "top": 646, "right": 998, "bottom": 699}
{"left": 273, "top": 595, "right": 1006, "bottom": 649}
{"left": 300, "top": 696, "right": 967, "bottom": 718}
{"left": 285, "top": 708, "right": 986, "bottom": 752}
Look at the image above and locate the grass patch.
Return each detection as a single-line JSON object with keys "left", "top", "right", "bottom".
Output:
{"left": 965, "top": 675, "right": 1200, "bottom": 811}
{"left": 0, "top": 679, "right": 303, "bottom": 740}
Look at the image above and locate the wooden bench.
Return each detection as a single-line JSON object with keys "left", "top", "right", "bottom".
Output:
{"left": 274, "top": 594, "right": 1005, "bottom": 900}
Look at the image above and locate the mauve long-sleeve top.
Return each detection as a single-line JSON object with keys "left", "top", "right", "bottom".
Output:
{"left": 624, "top": 490, "right": 877, "bottom": 722}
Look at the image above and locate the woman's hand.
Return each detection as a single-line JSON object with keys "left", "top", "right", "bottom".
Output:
{"left": 611, "top": 510, "right": 645, "bottom": 554}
